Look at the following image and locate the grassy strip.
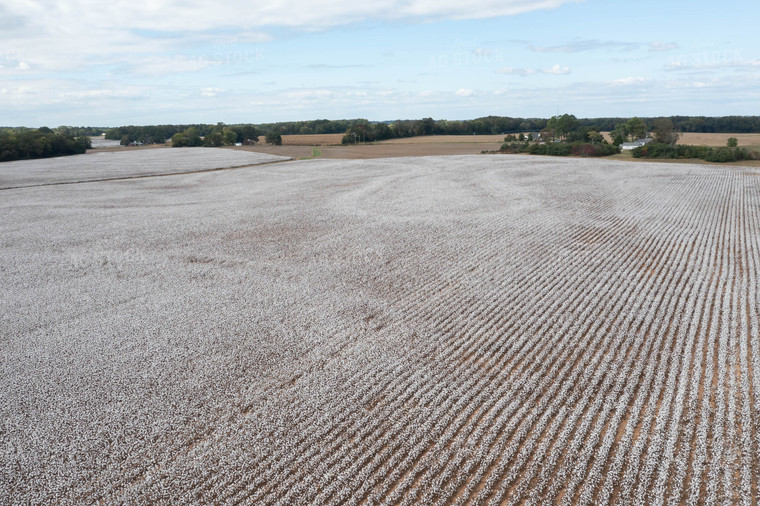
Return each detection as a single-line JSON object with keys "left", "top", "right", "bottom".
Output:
{"left": 301, "top": 147, "right": 323, "bottom": 160}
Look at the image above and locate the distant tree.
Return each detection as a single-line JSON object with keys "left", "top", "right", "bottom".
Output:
{"left": 204, "top": 131, "right": 224, "bottom": 147}
{"left": 374, "top": 122, "right": 392, "bottom": 141}
{"left": 223, "top": 129, "right": 238, "bottom": 145}
{"left": 625, "top": 117, "right": 648, "bottom": 141}
{"left": 546, "top": 116, "right": 560, "bottom": 140}
{"left": 547, "top": 114, "right": 578, "bottom": 141}
{"left": 540, "top": 127, "right": 555, "bottom": 143}
{"left": 420, "top": 117, "right": 436, "bottom": 136}
{"left": 727, "top": 137, "right": 738, "bottom": 147}
{"left": 229, "top": 125, "right": 258, "bottom": 144}
{"left": 184, "top": 127, "right": 202, "bottom": 147}
{"left": 518, "top": 132, "right": 525, "bottom": 141}
{"left": 0, "top": 128, "right": 89, "bottom": 161}
{"left": 171, "top": 133, "right": 188, "bottom": 147}
{"left": 653, "top": 118, "right": 680, "bottom": 146}
{"left": 265, "top": 132, "right": 282, "bottom": 145}
{"left": 588, "top": 130, "right": 603, "bottom": 144}
{"left": 611, "top": 124, "right": 627, "bottom": 146}
{"left": 120, "top": 134, "right": 130, "bottom": 146}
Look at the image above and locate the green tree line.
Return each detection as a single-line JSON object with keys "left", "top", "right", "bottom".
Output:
{"left": 96, "top": 115, "right": 760, "bottom": 148}
{"left": 0, "top": 127, "right": 92, "bottom": 162}
{"left": 577, "top": 116, "right": 760, "bottom": 134}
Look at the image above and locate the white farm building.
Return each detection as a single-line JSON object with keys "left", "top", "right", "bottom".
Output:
{"left": 621, "top": 137, "right": 654, "bottom": 150}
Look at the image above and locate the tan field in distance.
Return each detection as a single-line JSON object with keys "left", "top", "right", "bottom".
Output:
{"left": 280, "top": 133, "right": 505, "bottom": 146}
{"left": 235, "top": 134, "right": 506, "bottom": 159}
{"left": 286, "top": 132, "right": 760, "bottom": 150}
{"left": 280, "top": 133, "right": 344, "bottom": 145}
{"left": 602, "top": 131, "right": 760, "bottom": 147}
{"left": 93, "top": 132, "right": 760, "bottom": 164}
{"left": 677, "top": 132, "right": 760, "bottom": 146}
{"left": 287, "top": 132, "right": 760, "bottom": 148}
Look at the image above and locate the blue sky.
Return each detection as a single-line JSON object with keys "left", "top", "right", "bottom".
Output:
{"left": 1, "top": 0, "right": 758, "bottom": 126}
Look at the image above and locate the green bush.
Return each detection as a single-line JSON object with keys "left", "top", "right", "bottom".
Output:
{"left": 499, "top": 141, "right": 618, "bottom": 157}
{"left": 265, "top": 132, "right": 283, "bottom": 145}
{"left": 0, "top": 128, "right": 90, "bottom": 162}
{"left": 706, "top": 147, "right": 737, "bottom": 163}
{"left": 632, "top": 142, "right": 759, "bottom": 163}
{"left": 570, "top": 142, "right": 619, "bottom": 157}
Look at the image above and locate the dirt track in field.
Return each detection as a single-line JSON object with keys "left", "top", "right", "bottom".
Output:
{"left": 2, "top": 151, "right": 759, "bottom": 504}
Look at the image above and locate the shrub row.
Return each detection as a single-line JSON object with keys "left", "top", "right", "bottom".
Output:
{"left": 632, "top": 143, "right": 760, "bottom": 163}
{"left": 500, "top": 141, "right": 620, "bottom": 157}
{"left": 0, "top": 129, "right": 92, "bottom": 162}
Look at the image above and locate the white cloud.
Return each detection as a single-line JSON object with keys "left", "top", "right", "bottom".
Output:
{"left": 200, "top": 87, "right": 226, "bottom": 97}
{"left": 132, "top": 56, "right": 221, "bottom": 76}
{"left": 497, "top": 64, "right": 570, "bottom": 76}
{"left": 455, "top": 88, "right": 475, "bottom": 96}
{"left": 544, "top": 64, "right": 570, "bottom": 75}
{"left": 61, "top": 88, "right": 144, "bottom": 99}
{"left": 2, "top": 1, "right": 584, "bottom": 34}
{"left": 610, "top": 77, "right": 649, "bottom": 86}
{"left": 649, "top": 41, "right": 678, "bottom": 52}
{"left": 665, "top": 59, "right": 760, "bottom": 72}
{"left": 0, "top": 0, "right": 584, "bottom": 80}
{"left": 529, "top": 38, "right": 639, "bottom": 53}
{"left": 498, "top": 67, "right": 537, "bottom": 76}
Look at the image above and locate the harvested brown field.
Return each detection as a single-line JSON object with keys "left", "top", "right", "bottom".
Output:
{"left": 280, "top": 134, "right": 505, "bottom": 146}
{"left": 280, "top": 133, "right": 344, "bottom": 145}
{"left": 602, "top": 131, "right": 760, "bottom": 147}
{"left": 380, "top": 134, "right": 505, "bottom": 144}
{"left": 2, "top": 151, "right": 760, "bottom": 504}
{"left": 236, "top": 134, "right": 505, "bottom": 159}
{"left": 677, "top": 132, "right": 760, "bottom": 147}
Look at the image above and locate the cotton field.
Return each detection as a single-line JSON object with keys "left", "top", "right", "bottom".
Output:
{"left": 0, "top": 147, "right": 289, "bottom": 189}
{"left": 1, "top": 152, "right": 759, "bottom": 504}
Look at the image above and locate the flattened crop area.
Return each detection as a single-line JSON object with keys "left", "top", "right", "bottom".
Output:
{"left": 1, "top": 154, "right": 759, "bottom": 504}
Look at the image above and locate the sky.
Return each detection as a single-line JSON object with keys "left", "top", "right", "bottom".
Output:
{"left": 1, "top": 0, "right": 759, "bottom": 126}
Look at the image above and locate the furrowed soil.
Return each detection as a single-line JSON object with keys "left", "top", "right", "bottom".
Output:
{"left": 2, "top": 151, "right": 759, "bottom": 504}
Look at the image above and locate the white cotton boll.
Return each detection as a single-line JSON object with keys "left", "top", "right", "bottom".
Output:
{"left": 2, "top": 154, "right": 758, "bottom": 504}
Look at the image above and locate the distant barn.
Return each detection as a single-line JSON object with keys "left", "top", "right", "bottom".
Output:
{"left": 621, "top": 137, "right": 654, "bottom": 150}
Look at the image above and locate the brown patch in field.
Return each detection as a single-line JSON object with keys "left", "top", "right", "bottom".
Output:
{"left": 228, "top": 138, "right": 504, "bottom": 159}
{"left": 281, "top": 134, "right": 344, "bottom": 145}
{"left": 380, "top": 134, "right": 506, "bottom": 144}
{"left": 677, "top": 133, "right": 760, "bottom": 147}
